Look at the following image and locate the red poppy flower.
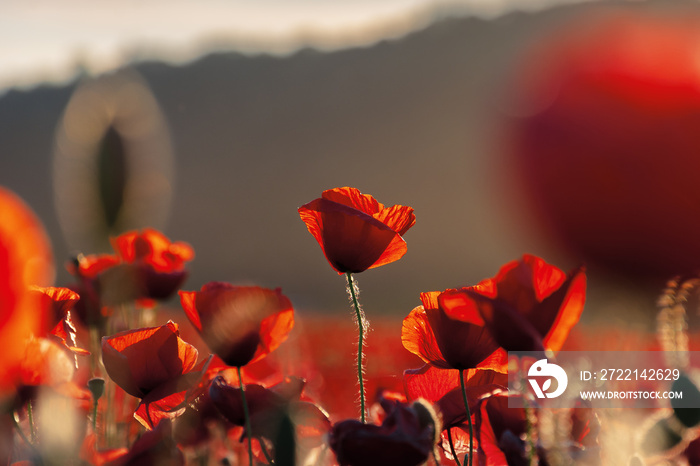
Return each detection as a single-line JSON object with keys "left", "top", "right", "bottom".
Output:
{"left": 71, "top": 253, "right": 121, "bottom": 280}
{"left": 298, "top": 187, "right": 415, "bottom": 274}
{"left": 0, "top": 187, "right": 54, "bottom": 397}
{"left": 172, "top": 357, "right": 254, "bottom": 448}
{"left": 28, "top": 286, "right": 90, "bottom": 362}
{"left": 440, "top": 255, "right": 586, "bottom": 353}
{"left": 102, "top": 321, "right": 200, "bottom": 428}
{"left": 13, "top": 335, "right": 92, "bottom": 417}
{"left": 329, "top": 396, "right": 437, "bottom": 466}
{"left": 209, "top": 374, "right": 330, "bottom": 448}
{"left": 179, "top": 283, "right": 294, "bottom": 367}
{"left": 23, "top": 285, "right": 74, "bottom": 337}
{"left": 474, "top": 391, "right": 529, "bottom": 466}
{"left": 19, "top": 337, "right": 76, "bottom": 388}
{"left": 403, "top": 364, "right": 506, "bottom": 430}
{"left": 111, "top": 228, "right": 194, "bottom": 301}
{"left": 402, "top": 291, "right": 507, "bottom": 371}
{"left": 66, "top": 253, "right": 120, "bottom": 328}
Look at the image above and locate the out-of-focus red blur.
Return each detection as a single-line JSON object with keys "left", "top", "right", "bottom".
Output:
{"left": 505, "top": 10, "right": 700, "bottom": 280}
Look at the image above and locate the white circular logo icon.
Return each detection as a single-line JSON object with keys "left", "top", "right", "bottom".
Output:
{"left": 527, "top": 359, "right": 568, "bottom": 398}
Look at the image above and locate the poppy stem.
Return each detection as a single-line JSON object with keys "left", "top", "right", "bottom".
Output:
{"left": 237, "top": 366, "right": 254, "bottom": 466}
{"left": 446, "top": 427, "right": 462, "bottom": 466}
{"left": 92, "top": 398, "right": 98, "bottom": 434}
{"left": 259, "top": 438, "right": 275, "bottom": 464}
{"left": 346, "top": 272, "right": 367, "bottom": 423}
{"left": 459, "top": 369, "right": 473, "bottom": 466}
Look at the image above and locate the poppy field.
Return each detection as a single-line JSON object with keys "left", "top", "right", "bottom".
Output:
{"left": 2, "top": 180, "right": 700, "bottom": 466}
{"left": 9, "top": 5, "right": 700, "bottom": 466}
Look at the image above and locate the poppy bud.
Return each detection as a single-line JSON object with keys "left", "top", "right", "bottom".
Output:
{"left": 88, "top": 377, "right": 105, "bottom": 402}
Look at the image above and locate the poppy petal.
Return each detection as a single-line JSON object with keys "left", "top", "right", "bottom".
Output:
{"left": 180, "top": 284, "right": 294, "bottom": 367}
{"left": 418, "top": 291, "right": 441, "bottom": 310}
{"left": 321, "top": 187, "right": 382, "bottom": 214}
{"left": 134, "top": 372, "right": 199, "bottom": 430}
{"left": 369, "top": 234, "right": 409, "bottom": 271}
{"left": 250, "top": 305, "right": 295, "bottom": 366}
{"left": 406, "top": 292, "right": 507, "bottom": 371}
{"left": 299, "top": 198, "right": 401, "bottom": 273}
{"left": 0, "top": 187, "right": 54, "bottom": 396}
{"left": 102, "top": 321, "right": 199, "bottom": 398}
{"left": 372, "top": 204, "right": 416, "bottom": 236}
{"left": 19, "top": 337, "right": 75, "bottom": 387}
{"left": 178, "top": 291, "right": 202, "bottom": 331}
{"left": 541, "top": 266, "right": 586, "bottom": 352}
{"left": 299, "top": 188, "right": 415, "bottom": 274}
{"left": 401, "top": 307, "right": 450, "bottom": 369}
{"left": 436, "top": 290, "right": 485, "bottom": 326}
{"left": 73, "top": 254, "right": 120, "bottom": 279}
{"left": 463, "top": 291, "right": 546, "bottom": 353}
{"left": 29, "top": 285, "right": 80, "bottom": 342}
{"left": 109, "top": 229, "right": 194, "bottom": 301}
{"left": 404, "top": 365, "right": 507, "bottom": 428}
{"left": 403, "top": 365, "right": 459, "bottom": 403}
{"left": 460, "top": 256, "right": 587, "bottom": 353}
{"left": 425, "top": 293, "right": 504, "bottom": 371}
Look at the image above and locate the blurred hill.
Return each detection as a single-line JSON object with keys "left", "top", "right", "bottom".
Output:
{"left": 0, "top": 2, "right": 684, "bottom": 321}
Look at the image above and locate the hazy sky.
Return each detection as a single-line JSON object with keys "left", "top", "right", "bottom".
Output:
{"left": 1, "top": 0, "right": 590, "bottom": 92}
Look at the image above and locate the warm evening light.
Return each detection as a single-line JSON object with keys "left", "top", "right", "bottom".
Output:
{"left": 5, "top": 1, "right": 700, "bottom": 464}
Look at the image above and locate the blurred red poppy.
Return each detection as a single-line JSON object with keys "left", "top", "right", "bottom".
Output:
{"left": 209, "top": 374, "right": 330, "bottom": 448}
{"left": 12, "top": 335, "right": 92, "bottom": 417}
{"left": 29, "top": 286, "right": 79, "bottom": 327}
{"left": 179, "top": 283, "right": 294, "bottom": 367}
{"left": 505, "top": 12, "right": 700, "bottom": 279}
{"left": 402, "top": 291, "right": 507, "bottom": 371}
{"left": 29, "top": 286, "right": 90, "bottom": 361}
{"left": 66, "top": 228, "right": 192, "bottom": 328}
{"left": 329, "top": 396, "right": 436, "bottom": 466}
{"left": 71, "top": 254, "right": 120, "bottom": 281}
{"left": 298, "top": 187, "right": 415, "bottom": 274}
{"left": 102, "top": 321, "right": 200, "bottom": 428}
{"left": 172, "top": 357, "right": 258, "bottom": 448}
{"left": 66, "top": 254, "right": 120, "bottom": 329}
{"left": 111, "top": 228, "right": 194, "bottom": 300}
{"left": 19, "top": 337, "right": 76, "bottom": 389}
{"left": 80, "top": 434, "right": 128, "bottom": 466}
{"left": 0, "top": 187, "right": 54, "bottom": 398}
{"left": 441, "top": 255, "right": 586, "bottom": 353}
